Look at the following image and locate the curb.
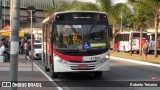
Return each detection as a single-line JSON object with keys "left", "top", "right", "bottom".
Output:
{"left": 110, "top": 56, "right": 160, "bottom": 67}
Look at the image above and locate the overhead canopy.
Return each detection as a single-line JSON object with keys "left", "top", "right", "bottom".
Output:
{"left": 0, "top": 25, "right": 11, "bottom": 32}
{"left": 0, "top": 25, "right": 24, "bottom": 37}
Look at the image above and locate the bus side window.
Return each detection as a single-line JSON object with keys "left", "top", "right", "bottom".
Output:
{"left": 147, "top": 35, "right": 150, "bottom": 42}
{"left": 52, "top": 24, "right": 56, "bottom": 42}
{"left": 127, "top": 34, "right": 129, "bottom": 41}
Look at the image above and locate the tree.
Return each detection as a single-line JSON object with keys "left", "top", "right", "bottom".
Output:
{"left": 97, "top": 0, "right": 131, "bottom": 51}
{"left": 128, "top": 13, "right": 148, "bottom": 56}
{"left": 44, "top": 0, "right": 99, "bottom": 17}
{"left": 128, "top": 0, "right": 160, "bottom": 57}
{"left": 127, "top": 1, "right": 150, "bottom": 56}
{"left": 44, "top": 1, "right": 70, "bottom": 17}
{"left": 44, "top": 6, "right": 56, "bottom": 17}
{"left": 72, "top": 2, "right": 99, "bottom": 11}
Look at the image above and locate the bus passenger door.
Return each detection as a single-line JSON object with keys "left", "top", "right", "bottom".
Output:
{"left": 47, "top": 41, "right": 52, "bottom": 69}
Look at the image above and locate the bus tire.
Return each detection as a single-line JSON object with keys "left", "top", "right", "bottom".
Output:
{"left": 149, "top": 51, "right": 152, "bottom": 54}
{"left": 157, "top": 51, "right": 160, "bottom": 54}
{"left": 136, "top": 51, "right": 139, "bottom": 54}
{"left": 45, "top": 66, "right": 50, "bottom": 72}
{"left": 51, "top": 72, "right": 58, "bottom": 78}
{"left": 94, "top": 72, "right": 102, "bottom": 77}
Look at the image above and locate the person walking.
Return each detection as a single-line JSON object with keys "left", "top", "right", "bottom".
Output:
{"left": 24, "top": 41, "right": 30, "bottom": 61}
{"left": 0, "top": 43, "right": 9, "bottom": 62}
{"left": 142, "top": 42, "right": 149, "bottom": 60}
{"left": 21, "top": 39, "right": 26, "bottom": 54}
{"left": 28, "top": 41, "right": 32, "bottom": 62}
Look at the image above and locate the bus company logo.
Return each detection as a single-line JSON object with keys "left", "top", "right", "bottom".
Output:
{"left": 2, "top": 82, "right": 11, "bottom": 87}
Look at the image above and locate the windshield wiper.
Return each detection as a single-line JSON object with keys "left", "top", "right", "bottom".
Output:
{"left": 69, "top": 25, "right": 78, "bottom": 35}
{"left": 89, "top": 22, "right": 96, "bottom": 33}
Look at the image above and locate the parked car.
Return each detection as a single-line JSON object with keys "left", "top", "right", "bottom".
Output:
{"left": 33, "top": 43, "right": 42, "bottom": 60}
{"left": 34, "top": 39, "right": 42, "bottom": 43}
{"left": 28, "top": 39, "right": 42, "bottom": 43}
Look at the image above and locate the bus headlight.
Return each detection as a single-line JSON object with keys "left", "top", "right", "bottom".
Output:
{"left": 105, "top": 54, "right": 110, "bottom": 60}
{"left": 97, "top": 53, "right": 110, "bottom": 64}
{"left": 97, "top": 57, "right": 109, "bottom": 64}
{"left": 57, "top": 58, "right": 69, "bottom": 64}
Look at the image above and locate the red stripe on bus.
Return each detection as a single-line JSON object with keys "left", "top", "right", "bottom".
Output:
{"left": 54, "top": 49, "right": 83, "bottom": 62}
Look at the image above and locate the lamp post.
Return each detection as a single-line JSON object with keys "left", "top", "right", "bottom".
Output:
{"left": 3, "top": 0, "right": 5, "bottom": 27}
{"left": 0, "top": 0, "right": 2, "bottom": 29}
{"left": 27, "top": 6, "right": 36, "bottom": 71}
{"left": 30, "top": 10, "right": 33, "bottom": 71}
{"left": 120, "top": 12, "right": 123, "bottom": 31}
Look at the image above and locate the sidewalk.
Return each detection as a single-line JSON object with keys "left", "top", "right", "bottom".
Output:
{"left": 0, "top": 54, "right": 58, "bottom": 90}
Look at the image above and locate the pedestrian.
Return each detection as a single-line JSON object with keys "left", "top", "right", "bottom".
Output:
{"left": 21, "top": 39, "right": 26, "bottom": 54}
{"left": 24, "top": 41, "right": 30, "bottom": 61}
{"left": 0, "top": 43, "right": 9, "bottom": 62}
{"left": 142, "top": 42, "right": 149, "bottom": 60}
{"left": 28, "top": 41, "right": 32, "bottom": 62}
{"left": 0, "top": 38, "right": 5, "bottom": 47}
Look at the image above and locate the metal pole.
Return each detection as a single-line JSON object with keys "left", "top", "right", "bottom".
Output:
{"left": 30, "top": 10, "right": 34, "bottom": 71}
{"left": 120, "top": 12, "right": 123, "bottom": 31}
{"left": 0, "top": 0, "right": 2, "bottom": 29}
{"left": 9, "top": 0, "right": 20, "bottom": 90}
{"left": 3, "top": 0, "right": 5, "bottom": 27}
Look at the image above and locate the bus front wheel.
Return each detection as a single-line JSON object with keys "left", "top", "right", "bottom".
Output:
{"left": 45, "top": 66, "right": 50, "bottom": 72}
{"left": 51, "top": 72, "right": 58, "bottom": 78}
{"left": 94, "top": 72, "right": 102, "bottom": 77}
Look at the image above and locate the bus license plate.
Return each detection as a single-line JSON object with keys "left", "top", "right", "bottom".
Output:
{"left": 78, "top": 65, "right": 88, "bottom": 70}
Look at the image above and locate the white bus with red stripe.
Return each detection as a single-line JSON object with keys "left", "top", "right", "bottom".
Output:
{"left": 114, "top": 31, "right": 147, "bottom": 53}
{"left": 42, "top": 11, "right": 112, "bottom": 78}
{"left": 147, "top": 33, "right": 160, "bottom": 53}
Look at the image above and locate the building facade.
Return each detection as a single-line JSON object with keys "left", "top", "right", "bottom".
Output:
{"left": 0, "top": 0, "right": 55, "bottom": 29}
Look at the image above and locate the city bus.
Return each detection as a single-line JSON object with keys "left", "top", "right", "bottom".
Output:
{"left": 147, "top": 33, "right": 160, "bottom": 53}
{"left": 114, "top": 31, "right": 147, "bottom": 53}
{"left": 42, "top": 11, "right": 112, "bottom": 78}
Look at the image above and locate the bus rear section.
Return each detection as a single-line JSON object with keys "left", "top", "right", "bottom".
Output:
{"left": 132, "top": 38, "right": 147, "bottom": 53}
{"left": 147, "top": 33, "right": 160, "bottom": 53}
{"left": 42, "top": 11, "right": 112, "bottom": 78}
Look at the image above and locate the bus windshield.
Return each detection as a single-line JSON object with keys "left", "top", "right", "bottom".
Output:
{"left": 54, "top": 24, "right": 108, "bottom": 50}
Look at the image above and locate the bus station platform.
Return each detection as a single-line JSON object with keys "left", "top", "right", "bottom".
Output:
{"left": 0, "top": 54, "right": 58, "bottom": 90}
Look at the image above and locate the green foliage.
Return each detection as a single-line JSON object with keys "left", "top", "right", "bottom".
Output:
{"left": 97, "top": 0, "right": 131, "bottom": 30}
{"left": 44, "top": 0, "right": 99, "bottom": 17}
{"left": 97, "top": 0, "right": 112, "bottom": 12}
{"left": 71, "top": 2, "right": 99, "bottom": 11}
{"left": 127, "top": 13, "right": 148, "bottom": 30}
{"left": 128, "top": 0, "right": 160, "bottom": 29}
{"left": 56, "top": 2, "right": 70, "bottom": 11}
{"left": 44, "top": 6, "right": 56, "bottom": 17}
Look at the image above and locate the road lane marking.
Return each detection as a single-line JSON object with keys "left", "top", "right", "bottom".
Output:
{"left": 33, "top": 62, "right": 63, "bottom": 90}
{"left": 111, "top": 56, "right": 160, "bottom": 67}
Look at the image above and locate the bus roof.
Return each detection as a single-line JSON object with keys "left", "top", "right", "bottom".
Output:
{"left": 42, "top": 11, "right": 107, "bottom": 24}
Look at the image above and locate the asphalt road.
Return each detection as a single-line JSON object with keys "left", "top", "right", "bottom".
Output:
{"left": 34, "top": 58, "right": 160, "bottom": 90}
